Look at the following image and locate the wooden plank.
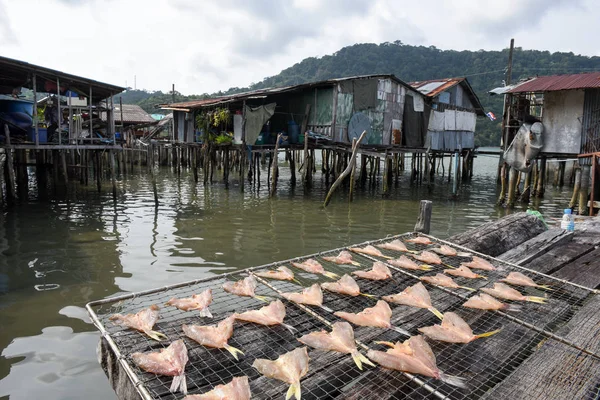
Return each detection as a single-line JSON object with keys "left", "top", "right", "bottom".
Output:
{"left": 498, "top": 228, "right": 573, "bottom": 265}
{"left": 551, "top": 247, "right": 600, "bottom": 289}
{"left": 448, "top": 212, "right": 547, "bottom": 257}
{"left": 520, "top": 241, "right": 595, "bottom": 275}
{"left": 483, "top": 295, "right": 600, "bottom": 400}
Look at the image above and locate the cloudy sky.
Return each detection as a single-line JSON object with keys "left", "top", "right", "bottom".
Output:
{"left": 1, "top": 0, "right": 598, "bottom": 95}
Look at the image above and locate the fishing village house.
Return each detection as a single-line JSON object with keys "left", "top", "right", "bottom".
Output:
{"left": 491, "top": 72, "right": 600, "bottom": 214}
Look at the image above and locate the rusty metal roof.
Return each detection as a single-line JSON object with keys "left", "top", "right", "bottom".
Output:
{"left": 0, "top": 55, "right": 125, "bottom": 102}
{"left": 101, "top": 104, "right": 156, "bottom": 124}
{"left": 508, "top": 72, "right": 600, "bottom": 93}
{"left": 161, "top": 74, "right": 421, "bottom": 110}
{"left": 409, "top": 77, "right": 485, "bottom": 116}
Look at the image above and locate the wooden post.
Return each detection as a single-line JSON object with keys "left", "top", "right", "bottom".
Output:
{"left": 579, "top": 165, "right": 590, "bottom": 215}
{"left": 149, "top": 145, "right": 159, "bottom": 207}
{"left": 60, "top": 150, "right": 69, "bottom": 186}
{"left": 270, "top": 134, "right": 282, "bottom": 197}
{"left": 452, "top": 150, "right": 459, "bottom": 196}
{"left": 414, "top": 200, "right": 433, "bottom": 234}
{"left": 569, "top": 166, "right": 581, "bottom": 209}
{"left": 95, "top": 151, "right": 101, "bottom": 192}
{"left": 323, "top": 131, "right": 366, "bottom": 207}
{"left": 558, "top": 161, "right": 566, "bottom": 187}
{"left": 110, "top": 151, "right": 117, "bottom": 200}
{"left": 349, "top": 140, "right": 357, "bottom": 202}
{"left": 193, "top": 147, "right": 199, "bottom": 183}
{"left": 506, "top": 168, "right": 519, "bottom": 208}
{"left": 536, "top": 156, "right": 547, "bottom": 197}
{"left": 497, "top": 163, "right": 507, "bottom": 205}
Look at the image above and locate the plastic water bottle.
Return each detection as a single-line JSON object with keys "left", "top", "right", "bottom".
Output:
{"left": 561, "top": 209, "right": 575, "bottom": 232}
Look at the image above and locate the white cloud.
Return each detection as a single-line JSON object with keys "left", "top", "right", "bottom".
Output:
{"left": 2, "top": 0, "right": 598, "bottom": 95}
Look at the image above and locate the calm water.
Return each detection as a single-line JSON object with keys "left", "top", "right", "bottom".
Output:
{"left": 0, "top": 151, "right": 572, "bottom": 399}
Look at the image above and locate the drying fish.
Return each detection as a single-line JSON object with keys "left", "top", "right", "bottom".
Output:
{"left": 223, "top": 275, "right": 270, "bottom": 302}
{"left": 431, "top": 245, "right": 471, "bottom": 258}
{"left": 109, "top": 304, "right": 167, "bottom": 341}
{"left": 282, "top": 284, "right": 324, "bottom": 307}
{"left": 132, "top": 339, "right": 188, "bottom": 394}
{"left": 444, "top": 265, "right": 487, "bottom": 280}
{"left": 500, "top": 271, "right": 552, "bottom": 290}
{"left": 291, "top": 259, "right": 339, "bottom": 279}
{"left": 376, "top": 239, "right": 417, "bottom": 254}
{"left": 406, "top": 236, "right": 433, "bottom": 245}
{"left": 418, "top": 312, "right": 500, "bottom": 343}
{"left": 389, "top": 255, "right": 432, "bottom": 271}
{"left": 182, "top": 315, "right": 243, "bottom": 360}
{"left": 321, "top": 274, "right": 374, "bottom": 298}
{"left": 322, "top": 250, "right": 361, "bottom": 266}
{"left": 481, "top": 283, "right": 546, "bottom": 303}
{"left": 165, "top": 289, "right": 213, "bottom": 318}
{"left": 298, "top": 321, "right": 375, "bottom": 370}
{"left": 349, "top": 245, "right": 391, "bottom": 259}
{"left": 234, "top": 300, "right": 297, "bottom": 334}
{"left": 334, "top": 300, "right": 410, "bottom": 336}
{"left": 352, "top": 261, "right": 393, "bottom": 281}
{"left": 461, "top": 256, "right": 496, "bottom": 271}
{"left": 254, "top": 266, "right": 300, "bottom": 284}
{"left": 420, "top": 273, "right": 474, "bottom": 291}
{"left": 462, "top": 293, "right": 521, "bottom": 312}
{"left": 183, "top": 376, "right": 251, "bottom": 400}
{"left": 382, "top": 282, "right": 443, "bottom": 319}
{"left": 412, "top": 251, "right": 451, "bottom": 268}
{"left": 368, "top": 336, "right": 465, "bottom": 388}
{"left": 252, "top": 347, "right": 309, "bottom": 400}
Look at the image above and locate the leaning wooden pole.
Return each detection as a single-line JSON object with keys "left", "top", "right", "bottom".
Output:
{"left": 323, "top": 130, "right": 366, "bottom": 207}
{"left": 349, "top": 138, "right": 358, "bottom": 202}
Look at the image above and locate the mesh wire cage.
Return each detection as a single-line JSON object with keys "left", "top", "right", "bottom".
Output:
{"left": 87, "top": 233, "right": 600, "bottom": 400}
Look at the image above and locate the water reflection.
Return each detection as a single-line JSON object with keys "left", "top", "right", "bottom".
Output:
{"left": 0, "top": 153, "right": 572, "bottom": 399}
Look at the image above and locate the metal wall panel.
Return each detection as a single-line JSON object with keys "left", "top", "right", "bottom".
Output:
{"left": 541, "top": 90, "right": 584, "bottom": 154}
{"left": 581, "top": 88, "right": 600, "bottom": 154}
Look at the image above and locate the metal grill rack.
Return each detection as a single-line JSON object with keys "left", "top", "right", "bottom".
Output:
{"left": 87, "top": 233, "right": 600, "bottom": 400}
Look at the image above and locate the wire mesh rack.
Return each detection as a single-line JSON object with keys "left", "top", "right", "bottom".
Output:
{"left": 87, "top": 232, "right": 600, "bottom": 400}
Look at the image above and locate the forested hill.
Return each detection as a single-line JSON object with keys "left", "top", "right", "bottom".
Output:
{"left": 124, "top": 41, "right": 600, "bottom": 146}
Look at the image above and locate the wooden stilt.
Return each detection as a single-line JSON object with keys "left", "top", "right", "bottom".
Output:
{"left": 110, "top": 151, "right": 117, "bottom": 200}
{"left": 506, "top": 168, "right": 519, "bottom": 208}
{"left": 520, "top": 169, "right": 532, "bottom": 204}
{"left": 536, "top": 156, "right": 547, "bottom": 197}
{"left": 558, "top": 161, "right": 566, "bottom": 187}
{"left": 324, "top": 132, "right": 365, "bottom": 207}
{"left": 414, "top": 200, "right": 433, "bottom": 234}
{"left": 270, "top": 134, "right": 282, "bottom": 197}
{"left": 95, "top": 151, "right": 101, "bottom": 192}
{"left": 578, "top": 165, "right": 590, "bottom": 215}
{"left": 569, "top": 166, "right": 581, "bottom": 209}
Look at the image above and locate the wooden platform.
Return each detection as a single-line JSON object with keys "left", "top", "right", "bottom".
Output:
{"left": 89, "top": 214, "right": 600, "bottom": 400}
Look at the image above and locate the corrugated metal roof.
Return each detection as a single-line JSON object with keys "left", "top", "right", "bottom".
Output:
{"left": 409, "top": 77, "right": 485, "bottom": 116}
{"left": 409, "top": 78, "right": 465, "bottom": 97}
{"left": 101, "top": 104, "right": 156, "bottom": 124}
{"left": 162, "top": 74, "right": 421, "bottom": 110}
{"left": 508, "top": 72, "right": 600, "bottom": 93}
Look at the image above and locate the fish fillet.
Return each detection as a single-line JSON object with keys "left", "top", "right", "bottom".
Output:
{"left": 389, "top": 255, "right": 432, "bottom": 271}
{"left": 418, "top": 312, "right": 500, "bottom": 343}
{"left": 183, "top": 376, "right": 251, "bottom": 400}
{"left": 352, "top": 261, "right": 393, "bottom": 281}
{"left": 254, "top": 266, "right": 296, "bottom": 282}
{"left": 252, "top": 347, "right": 309, "bottom": 400}
{"left": 109, "top": 304, "right": 167, "bottom": 341}
{"left": 282, "top": 284, "right": 323, "bottom": 306}
{"left": 322, "top": 251, "right": 360, "bottom": 266}
{"left": 182, "top": 315, "right": 243, "bottom": 360}
{"left": 481, "top": 283, "right": 546, "bottom": 303}
{"left": 421, "top": 273, "right": 473, "bottom": 290}
{"left": 367, "top": 335, "right": 464, "bottom": 387}
{"left": 377, "top": 240, "right": 414, "bottom": 253}
{"left": 461, "top": 256, "right": 496, "bottom": 271}
{"left": 321, "top": 274, "right": 361, "bottom": 296}
{"left": 166, "top": 289, "right": 213, "bottom": 317}
{"left": 298, "top": 321, "right": 374, "bottom": 370}
{"left": 223, "top": 275, "right": 257, "bottom": 298}
{"left": 334, "top": 300, "right": 392, "bottom": 329}
{"left": 291, "top": 259, "right": 338, "bottom": 279}
{"left": 132, "top": 339, "right": 189, "bottom": 394}
{"left": 412, "top": 251, "right": 442, "bottom": 265}
{"left": 234, "top": 300, "right": 286, "bottom": 326}
{"left": 382, "top": 282, "right": 443, "bottom": 319}
{"left": 349, "top": 245, "right": 389, "bottom": 258}
{"left": 500, "top": 271, "right": 551, "bottom": 290}
{"left": 462, "top": 293, "right": 521, "bottom": 312}
{"left": 444, "top": 265, "right": 486, "bottom": 280}
{"left": 406, "top": 236, "right": 433, "bottom": 245}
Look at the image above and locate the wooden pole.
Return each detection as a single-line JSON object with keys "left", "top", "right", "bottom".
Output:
{"left": 579, "top": 165, "right": 590, "bottom": 215}
{"left": 110, "top": 151, "right": 117, "bottom": 200}
{"left": 536, "top": 156, "right": 547, "bottom": 197}
{"left": 349, "top": 140, "right": 357, "bottom": 202}
{"left": 323, "top": 130, "right": 366, "bottom": 207}
{"left": 414, "top": 200, "right": 433, "bottom": 234}
{"left": 95, "top": 151, "right": 101, "bottom": 192}
{"left": 270, "top": 134, "right": 282, "bottom": 197}
{"left": 558, "top": 161, "right": 566, "bottom": 187}
{"left": 569, "top": 166, "right": 581, "bottom": 209}
{"left": 506, "top": 168, "right": 519, "bottom": 208}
